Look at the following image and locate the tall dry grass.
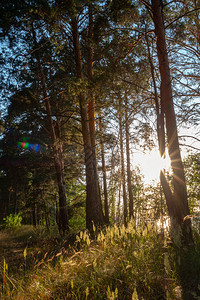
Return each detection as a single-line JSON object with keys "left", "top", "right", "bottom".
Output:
{"left": 0, "top": 220, "right": 179, "bottom": 299}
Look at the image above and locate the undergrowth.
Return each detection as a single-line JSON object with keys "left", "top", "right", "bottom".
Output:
{"left": 0, "top": 221, "right": 179, "bottom": 299}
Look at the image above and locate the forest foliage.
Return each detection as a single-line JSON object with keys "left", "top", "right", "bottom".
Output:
{"left": 0, "top": 0, "right": 200, "bottom": 299}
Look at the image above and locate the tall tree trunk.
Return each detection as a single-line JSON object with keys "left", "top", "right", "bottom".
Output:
{"left": 31, "top": 24, "right": 69, "bottom": 234}
{"left": 146, "top": 35, "right": 165, "bottom": 157}
{"left": 87, "top": 5, "right": 104, "bottom": 222}
{"left": 110, "top": 149, "right": 116, "bottom": 222}
{"left": 151, "top": 1, "right": 199, "bottom": 298}
{"left": 99, "top": 112, "right": 109, "bottom": 224}
{"left": 119, "top": 100, "right": 128, "bottom": 226}
{"left": 87, "top": 4, "right": 96, "bottom": 154}
{"left": 125, "top": 96, "right": 134, "bottom": 219}
{"left": 71, "top": 16, "right": 104, "bottom": 230}
{"left": 146, "top": 32, "right": 177, "bottom": 231}
{"left": 151, "top": 0, "right": 193, "bottom": 246}
{"left": 117, "top": 183, "right": 121, "bottom": 224}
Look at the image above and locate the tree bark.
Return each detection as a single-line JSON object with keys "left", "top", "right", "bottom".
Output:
{"left": 152, "top": 0, "right": 200, "bottom": 300}
{"left": 110, "top": 149, "right": 116, "bottom": 222}
{"left": 119, "top": 99, "right": 128, "bottom": 226}
{"left": 146, "top": 35, "right": 175, "bottom": 221}
{"left": 31, "top": 24, "right": 69, "bottom": 234}
{"left": 146, "top": 35, "right": 165, "bottom": 157}
{"left": 87, "top": 5, "right": 104, "bottom": 223}
{"left": 151, "top": 0, "right": 193, "bottom": 246}
{"left": 125, "top": 96, "right": 134, "bottom": 219}
{"left": 151, "top": 2, "right": 200, "bottom": 298}
{"left": 87, "top": 4, "right": 96, "bottom": 154}
{"left": 99, "top": 112, "right": 109, "bottom": 224}
{"left": 71, "top": 16, "right": 104, "bottom": 230}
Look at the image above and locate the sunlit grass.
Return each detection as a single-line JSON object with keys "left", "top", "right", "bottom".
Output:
{"left": 0, "top": 221, "right": 179, "bottom": 299}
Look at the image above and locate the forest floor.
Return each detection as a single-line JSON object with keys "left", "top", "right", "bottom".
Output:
{"left": 0, "top": 226, "right": 37, "bottom": 274}
{"left": 0, "top": 226, "right": 61, "bottom": 275}
{"left": 0, "top": 225, "right": 185, "bottom": 299}
{"left": 0, "top": 226, "right": 75, "bottom": 276}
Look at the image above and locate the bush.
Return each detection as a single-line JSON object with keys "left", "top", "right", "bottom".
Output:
{"left": 3, "top": 213, "right": 22, "bottom": 230}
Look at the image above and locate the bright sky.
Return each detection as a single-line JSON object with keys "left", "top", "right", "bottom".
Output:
{"left": 131, "top": 126, "right": 200, "bottom": 185}
{"left": 132, "top": 148, "right": 171, "bottom": 185}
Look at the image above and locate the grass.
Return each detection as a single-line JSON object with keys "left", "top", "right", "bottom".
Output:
{"left": 0, "top": 221, "right": 181, "bottom": 299}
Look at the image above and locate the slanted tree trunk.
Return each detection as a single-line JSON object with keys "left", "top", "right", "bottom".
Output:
{"left": 146, "top": 35, "right": 165, "bottom": 157}
{"left": 125, "top": 96, "right": 134, "bottom": 220}
{"left": 99, "top": 112, "right": 109, "bottom": 224}
{"left": 32, "top": 24, "right": 69, "bottom": 234}
{"left": 119, "top": 99, "right": 128, "bottom": 226}
{"left": 151, "top": 0, "right": 193, "bottom": 246}
{"left": 151, "top": 1, "right": 199, "bottom": 298}
{"left": 71, "top": 16, "right": 104, "bottom": 230}
{"left": 146, "top": 32, "right": 176, "bottom": 235}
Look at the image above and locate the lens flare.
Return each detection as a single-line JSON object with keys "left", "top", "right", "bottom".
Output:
{"left": 18, "top": 141, "right": 41, "bottom": 153}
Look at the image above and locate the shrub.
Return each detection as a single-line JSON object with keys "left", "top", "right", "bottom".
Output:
{"left": 3, "top": 213, "right": 22, "bottom": 230}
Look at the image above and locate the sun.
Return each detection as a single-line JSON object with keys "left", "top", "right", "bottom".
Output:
{"left": 158, "top": 151, "right": 171, "bottom": 172}
{"left": 133, "top": 149, "right": 171, "bottom": 184}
